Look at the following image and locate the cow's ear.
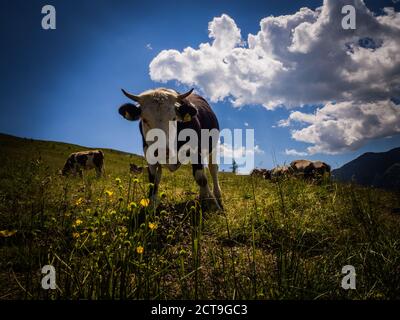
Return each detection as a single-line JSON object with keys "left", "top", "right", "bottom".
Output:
{"left": 119, "top": 103, "right": 141, "bottom": 121}
{"left": 175, "top": 102, "right": 197, "bottom": 122}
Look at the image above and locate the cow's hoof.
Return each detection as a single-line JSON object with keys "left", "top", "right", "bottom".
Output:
{"left": 216, "top": 198, "right": 224, "bottom": 211}
{"left": 201, "top": 198, "right": 222, "bottom": 212}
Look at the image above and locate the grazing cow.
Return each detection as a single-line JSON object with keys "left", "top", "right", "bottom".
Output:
{"left": 130, "top": 163, "right": 144, "bottom": 174}
{"left": 290, "top": 160, "right": 315, "bottom": 179}
{"left": 118, "top": 87, "right": 222, "bottom": 210}
{"left": 290, "top": 159, "right": 331, "bottom": 180}
{"left": 270, "top": 165, "right": 293, "bottom": 180}
{"left": 251, "top": 168, "right": 271, "bottom": 180}
{"left": 312, "top": 161, "right": 331, "bottom": 178}
{"left": 62, "top": 150, "right": 104, "bottom": 177}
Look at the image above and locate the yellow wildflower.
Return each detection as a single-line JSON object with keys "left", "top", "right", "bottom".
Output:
{"left": 148, "top": 222, "right": 158, "bottom": 230}
{"left": 72, "top": 232, "right": 80, "bottom": 239}
{"left": 75, "top": 197, "right": 84, "bottom": 206}
{"left": 139, "top": 198, "right": 150, "bottom": 207}
{"left": 0, "top": 230, "right": 17, "bottom": 238}
{"left": 105, "top": 190, "right": 113, "bottom": 197}
{"left": 136, "top": 246, "right": 144, "bottom": 254}
{"left": 73, "top": 219, "right": 83, "bottom": 227}
{"left": 115, "top": 177, "right": 122, "bottom": 185}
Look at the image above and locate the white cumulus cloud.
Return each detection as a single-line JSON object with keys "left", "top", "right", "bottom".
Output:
{"left": 284, "top": 148, "right": 308, "bottom": 156}
{"left": 218, "top": 143, "right": 264, "bottom": 161}
{"left": 284, "top": 100, "right": 400, "bottom": 154}
{"left": 149, "top": 0, "right": 400, "bottom": 154}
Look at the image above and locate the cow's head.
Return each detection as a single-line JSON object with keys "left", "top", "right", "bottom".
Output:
{"left": 119, "top": 88, "right": 197, "bottom": 159}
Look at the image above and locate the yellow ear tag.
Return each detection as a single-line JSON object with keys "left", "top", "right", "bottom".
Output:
{"left": 183, "top": 113, "right": 192, "bottom": 122}
{"left": 125, "top": 111, "right": 130, "bottom": 118}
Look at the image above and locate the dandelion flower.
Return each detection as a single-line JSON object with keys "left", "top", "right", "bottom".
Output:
{"left": 73, "top": 219, "right": 83, "bottom": 227}
{"left": 148, "top": 222, "right": 158, "bottom": 230}
{"left": 105, "top": 190, "right": 114, "bottom": 197}
{"left": 140, "top": 198, "right": 150, "bottom": 207}
{"left": 136, "top": 245, "right": 144, "bottom": 254}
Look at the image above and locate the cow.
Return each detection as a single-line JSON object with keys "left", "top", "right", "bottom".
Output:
{"left": 61, "top": 150, "right": 104, "bottom": 177}
{"left": 118, "top": 87, "right": 222, "bottom": 210}
{"left": 269, "top": 165, "right": 293, "bottom": 180}
{"left": 130, "top": 163, "right": 144, "bottom": 174}
{"left": 250, "top": 168, "right": 271, "bottom": 180}
{"left": 311, "top": 161, "right": 331, "bottom": 178}
{"left": 290, "top": 160, "right": 315, "bottom": 179}
{"left": 290, "top": 159, "right": 331, "bottom": 180}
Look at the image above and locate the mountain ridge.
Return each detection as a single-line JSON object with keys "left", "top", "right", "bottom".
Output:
{"left": 332, "top": 147, "right": 400, "bottom": 190}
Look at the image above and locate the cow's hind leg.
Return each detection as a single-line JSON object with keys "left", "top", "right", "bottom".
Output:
{"left": 208, "top": 156, "right": 223, "bottom": 209}
{"left": 192, "top": 164, "right": 221, "bottom": 211}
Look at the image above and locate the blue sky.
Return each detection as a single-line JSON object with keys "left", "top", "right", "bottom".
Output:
{"left": 1, "top": 0, "right": 399, "bottom": 171}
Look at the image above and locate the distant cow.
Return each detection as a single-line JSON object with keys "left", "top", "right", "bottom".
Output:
{"left": 312, "top": 161, "right": 331, "bottom": 178}
{"left": 62, "top": 150, "right": 104, "bottom": 177}
{"left": 290, "top": 160, "right": 315, "bottom": 179}
{"left": 250, "top": 168, "right": 271, "bottom": 180}
{"left": 290, "top": 159, "right": 330, "bottom": 180}
{"left": 270, "top": 165, "right": 293, "bottom": 180}
{"left": 118, "top": 87, "right": 222, "bottom": 210}
{"left": 130, "top": 163, "right": 144, "bottom": 174}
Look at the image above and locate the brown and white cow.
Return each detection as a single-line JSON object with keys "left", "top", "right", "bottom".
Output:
{"left": 290, "top": 160, "right": 315, "bottom": 179}
{"left": 250, "top": 168, "right": 271, "bottom": 180}
{"left": 269, "top": 165, "right": 293, "bottom": 180}
{"left": 290, "top": 159, "right": 330, "bottom": 180}
{"left": 311, "top": 161, "right": 331, "bottom": 178}
{"left": 130, "top": 163, "right": 144, "bottom": 174}
{"left": 62, "top": 150, "right": 104, "bottom": 177}
{"left": 118, "top": 88, "right": 222, "bottom": 210}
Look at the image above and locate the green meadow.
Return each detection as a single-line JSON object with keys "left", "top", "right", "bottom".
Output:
{"left": 0, "top": 133, "right": 399, "bottom": 299}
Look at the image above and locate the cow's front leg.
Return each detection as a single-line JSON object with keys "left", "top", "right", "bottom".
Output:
{"left": 148, "top": 164, "right": 162, "bottom": 205}
{"left": 192, "top": 164, "right": 221, "bottom": 211}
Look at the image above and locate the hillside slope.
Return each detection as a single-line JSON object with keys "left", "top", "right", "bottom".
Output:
{"left": 332, "top": 147, "right": 400, "bottom": 190}
{"left": 0, "top": 133, "right": 145, "bottom": 176}
{"left": 1, "top": 133, "right": 400, "bottom": 300}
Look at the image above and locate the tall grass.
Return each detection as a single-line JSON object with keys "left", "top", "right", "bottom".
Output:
{"left": 0, "top": 138, "right": 399, "bottom": 299}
